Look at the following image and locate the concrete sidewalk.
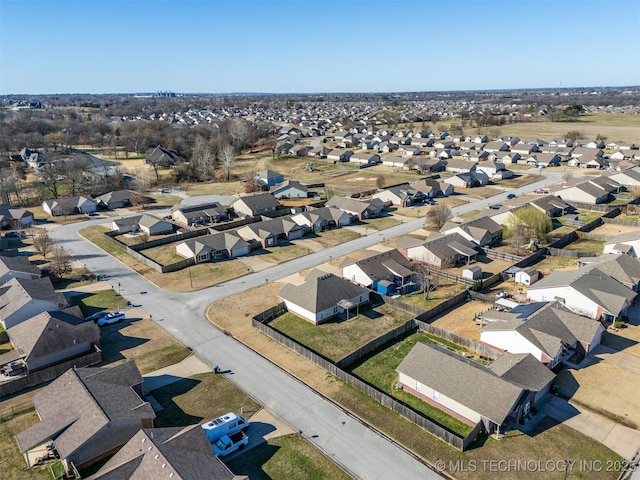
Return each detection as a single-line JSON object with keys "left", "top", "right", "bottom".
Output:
{"left": 142, "top": 354, "right": 212, "bottom": 394}
{"left": 538, "top": 394, "right": 640, "bottom": 461}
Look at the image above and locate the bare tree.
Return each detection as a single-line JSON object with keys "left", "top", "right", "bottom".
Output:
{"left": 562, "top": 171, "right": 573, "bottom": 183}
{"left": 504, "top": 216, "right": 529, "bottom": 255}
{"left": 228, "top": 118, "right": 250, "bottom": 151}
{"left": 64, "top": 158, "right": 89, "bottom": 197}
{"left": 244, "top": 175, "right": 263, "bottom": 193}
{"left": 49, "top": 245, "right": 73, "bottom": 277}
{"left": 219, "top": 144, "right": 235, "bottom": 181}
{"left": 375, "top": 175, "right": 385, "bottom": 189}
{"left": 38, "top": 162, "right": 64, "bottom": 199}
{"left": 425, "top": 204, "right": 451, "bottom": 229}
{"left": 34, "top": 230, "right": 55, "bottom": 259}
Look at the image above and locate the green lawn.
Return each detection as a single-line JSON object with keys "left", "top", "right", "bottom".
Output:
{"left": 313, "top": 228, "right": 361, "bottom": 247}
{"left": 399, "top": 282, "right": 468, "bottom": 311}
{"left": 260, "top": 243, "right": 312, "bottom": 264}
{"left": 226, "top": 433, "right": 351, "bottom": 480}
{"left": 66, "top": 288, "right": 124, "bottom": 317}
{"left": 350, "top": 333, "right": 474, "bottom": 437}
{"left": 563, "top": 238, "right": 605, "bottom": 254}
{"left": 270, "top": 305, "right": 414, "bottom": 362}
{"left": 151, "top": 373, "right": 260, "bottom": 428}
{"left": 361, "top": 216, "right": 402, "bottom": 231}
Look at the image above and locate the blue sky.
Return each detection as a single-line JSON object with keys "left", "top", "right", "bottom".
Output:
{"left": 1, "top": 0, "right": 638, "bottom": 94}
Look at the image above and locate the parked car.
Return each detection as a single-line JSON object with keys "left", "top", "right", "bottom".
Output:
{"left": 4, "top": 231, "right": 25, "bottom": 238}
{"left": 507, "top": 193, "right": 517, "bottom": 199}
{"left": 489, "top": 204, "right": 502, "bottom": 210}
{"left": 534, "top": 189, "right": 548, "bottom": 194}
{"left": 97, "top": 311, "right": 126, "bottom": 326}
{"left": 85, "top": 311, "right": 110, "bottom": 322}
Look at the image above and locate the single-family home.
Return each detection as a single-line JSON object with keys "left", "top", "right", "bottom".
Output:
{"left": 326, "top": 149, "right": 354, "bottom": 162}
{"left": 254, "top": 169, "right": 284, "bottom": 187}
{"left": 146, "top": 145, "right": 184, "bottom": 167}
{"left": 475, "top": 161, "right": 513, "bottom": 180}
{"left": 325, "top": 196, "right": 385, "bottom": 220}
{"left": 0, "top": 277, "right": 66, "bottom": 329}
{"left": 445, "top": 159, "right": 477, "bottom": 174}
{"left": 397, "top": 342, "right": 548, "bottom": 433}
{"left": 609, "top": 166, "right": 640, "bottom": 188}
{"left": 236, "top": 215, "right": 305, "bottom": 247}
{"left": 42, "top": 196, "right": 97, "bottom": 216}
{"left": 232, "top": 193, "right": 281, "bottom": 217}
{"left": 340, "top": 249, "right": 415, "bottom": 294}
{"left": 372, "top": 185, "right": 426, "bottom": 208}
{"left": 111, "top": 214, "right": 173, "bottom": 235}
{"left": 483, "top": 141, "right": 510, "bottom": 153}
{"left": 270, "top": 180, "right": 309, "bottom": 199}
{"left": 440, "top": 217, "right": 502, "bottom": 247}
{"left": 554, "top": 180, "right": 612, "bottom": 205}
{"left": 85, "top": 426, "right": 235, "bottom": 480}
{"left": 279, "top": 269, "right": 370, "bottom": 325}
{"left": 0, "top": 204, "right": 35, "bottom": 229}
{"left": 490, "top": 152, "right": 521, "bottom": 164}
{"left": 480, "top": 301, "right": 605, "bottom": 367}
{"left": 510, "top": 144, "right": 539, "bottom": 155}
{"left": 576, "top": 254, "right": 640, "bottom": 290}
{"left": 291, "top": 207, "right": 352, "bottom": 232}
{"left": 176, "top": 231, "right": 251, "bottom": 263}
{"left": 526, "top": 266, "right": 636, "bottom": 322}
{"left": 443, "top": 171, "right": 489, "bottom": 188}
{"left": 350, "top": 152, "right": 381, "bottom": 165}
{"left": 406, "top": 157, "right": 447, "bottom": 173}
{"left": 171, "top": 202, "right": 229, "bottom": 226}
{"left": 382, "top": 156, "right": 411, "bottom": 168}
{"left": 94, "top": 190, "right": 143, "bottom": 210}
{"left": 603, "top": 232, "right": 640, "bottom": 258}
{"left": 0, "top": 254, "right": 41, "bottom": 285}
{"left": 7, "top": 307, "right": 100, "bottom": 372}
{"left": 397, "top": 233, "right": 478, "bottom": 268}
{"left": 16, "top": 362, "right": 155, "bottom": 475}
{"left": 410, "top": 178, "right": 454, "bottom": 198}
{"left": 530, "top": 195, "right": 573, "bottom": 217}
{"left": 523, "top": 153, "right": 562, "bottom": 168}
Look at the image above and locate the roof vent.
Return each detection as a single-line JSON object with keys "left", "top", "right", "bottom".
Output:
{"left": 162, "top": 463, "right": 166, "bottom": 468}
{"left": 154, "top": 454, "right": 159, "bottom": 460}
{"left": 148, "top": 446, "right": 152, "bottom": 451}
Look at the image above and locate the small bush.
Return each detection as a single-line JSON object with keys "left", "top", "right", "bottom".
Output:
{"left": 613, "top": 321, "right": 625, "bottom": 329}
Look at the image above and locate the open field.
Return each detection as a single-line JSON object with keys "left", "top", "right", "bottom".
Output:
{"left": 151, "top": 372, "right": 260, "bottom": 428}
{"left": 207, "top": 283, "right": 620, "bottom": 479}
{"left": 227, "top": 433, "right": 351, "bottom": 480}
{"left": 79, "top": 225, "right": 254, "bottom": 291}
{"left": 270, "top": 305, "right": 414, "bottom": 362}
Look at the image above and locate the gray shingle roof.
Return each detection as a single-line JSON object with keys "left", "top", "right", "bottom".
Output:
{"left": 345, "top": 249, "right": 413, "bottom": 281}
{"left": 233, "top": 193, "right": 281, "bottom": 213}
{"left": 0, "top": 277, "right": 66, "bottom": 320}
{"left": 578, "top": 254, "right": 640, "bottom": 287}
{"left": 180, "top": 232, "right": 248, "bottom": 256}
{"left": 325, "top": 196, "right": 385, "bottom": 215}
{"left": 86, "top": 426, "right": 233, "bottom": 480}
{"left": 279, "top": 269, "right": 369, "bottom": 314}
{"left": 397, "top": 342, "right": 524, "bottom": 425}
{"left": 0, "top": 253, "right": 41, "bottom": 278}
{"left": 488, "top": 353, "right": 556, "bottom": 391}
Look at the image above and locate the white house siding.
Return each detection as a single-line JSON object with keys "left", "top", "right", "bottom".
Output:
{"left": 604, "top": 240, "right": 640, "bottom": 256}
{"left": 527, "top": 287, "right": 599, "bottom": 319}
{"left": 555, "top": 187, "right": 599, "bottom": 204}
{"left": 175, "top": 242, "right": 196, "bottom": 260}
{"left": 479, "top": 330, "right": 546, "bottom": 363}
{"left": 282, "top": 300, "right": 324, "bottom": 325}
{"left": 230, "top": 244, "right": 250, "bottom": 257}
{"left": 3, "top": 300, "right": 59, "bottom": 329}
{"left": 372, "top": 191, "right": 401, "bottom": 206}
{"left": 342, "top": 265, "right": 373, "bottom": 287}
{"left": 405, "top": 246, "right": 443, "bottom": 268}
{"left": 397, "top": 372, "right": 481, "bottom": 424}
{"left": 78, "top": 201, "right": 97, "bottom": 214}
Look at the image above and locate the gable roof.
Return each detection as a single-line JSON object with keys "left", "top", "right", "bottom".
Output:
{"left": 279, "top": 269, "right": 369, "bottom": 314}
{"left": 441, "top": 216, "right": 501, "bottom": 242}
{"left": 0, "top": 277, "right": 66, "bottom": 320}
{"left": 397, "top": 342, "right": 524, "bottom": 425}
{"left": 487, "top": 353, "right": 555, "bottom": 391}
{"left": 172, "top": 202, "right": 228, "bottom": 219}
{"left": 95, "top": 190, "right": 140, "bottom": 206}
{"left": 16, "top": 362, "right": 154, "bottom": 458}
{"left": 180, "top": 231, "right": 249, "bottom": 256}
{"left": 344, "top": 249, "right": 413, "bottom": 280}
{"left": 232, "top": 193, "right": 281, "bottom": 213}
{"left": 326, "top": 196, "right": 385, "bottom": 215}
{"left": 0, "top": 254, "right": 41, "bottom": 278}
{"left": 577, "top": 254, "right": 640, "bottom": 287}
{"left": 256, "top": 169, "right": 283, "bottom": 180}
{"left": 86, "top": 426, "right": 233, "bottom": 480}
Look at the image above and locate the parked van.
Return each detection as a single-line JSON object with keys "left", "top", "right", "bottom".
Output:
{"left": 202, "top": 412, "right": 249, "bottom": 443}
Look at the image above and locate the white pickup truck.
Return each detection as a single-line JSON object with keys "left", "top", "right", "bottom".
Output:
{"left": 212, "top": 431, "right": 249, "bottom": 457}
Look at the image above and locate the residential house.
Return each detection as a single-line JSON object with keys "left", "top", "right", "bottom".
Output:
{"left": 609, "top": 166, "right": 640, "bottom": 188}
{"left": 483, "top": 141, "right": 510, "bottom": 153}
{"left": 523, "top": 153, "right": 562, "bottom": 168}
{"left": 445, "top": 159, "right": 477, "bottom": 174}
{"left": 480, "top": 301, "right": 605, "bottom": 367}
{"left": 42, "top": 196, "right": 97, "bottom": 216}
{"left": 554, "top": 178, "right": 616, "bottom": 205}
{"left": 490, "top": 152, "right": 521, "bottom": 164}
{"left": 111, "top": 214, "right": 173, "bottom": 235}
{"left": 270, "top": 180, "right": 309, "bottom": 199}
{"left": 406, "top": 157, "right": 447, "bottom": 173}
{"left": 576, "top": 254, "right": 640, "bottom": 290}
{"left": 326, "top": 149, "right": 354, "bottom": 162}
{"left": 0, "top": 254, "right": 41, "bottom": 285}
{"left": 397, "top": 342, "right": 546, "bottom": 433}
{"left": 603, "top": 232, "right": 640, "bottom": 257}
{"left": 19, "top": 147, "right": 49, "bottom": 170}
{"left": 530, "top": 195, "right": 573, "bottom": 217}
{"left": 397, "top": 232, "right": 478, "bottom": 268}
{"left": 0, "top": 277, "right": 66, "bottom": 329}
{"left": 176, "top": 232, "right": 250, "bottom": 263}
{"left": 171, "top": 202, "right": 229, "bottom": 226}
{"left": 475, "top": 161, "right": 513, "bottom": 180}
{"left": 526, "top": 266, "right": 636, "bottom": 321}
{"left": 443, "top": 171, "right": 490, "bottom": 188}
{"left": 254, "top": 169, "right": 284, "bottom": 187}
{"left": 86, "top": 426, "right": 234, "bottom": 480}
{"left": 236, "top": 215, "right": 304, "bottom": 247}
{"left": 340, "top": 250, "right": 415, "bottom": 294}
{"left": 231, "top": 193, "right": 281, "bottom": 217}
{"left": 485, "top": 353, "right": 555, "bottom": 404}
{"left": 398, "top": 146, "right": 421, "bottom": 157}
{"left": 291, "top": 207, "right": 352, "bottom": 232}
{"left": 0, "top": 204, "right": 35, "bottom": 229}
{"left": 16, "top": 362, "right": 155, "bottom": 475}
{"left": 279, "top": 269, "right": 370, "bottom": 324}
{"left": 7, "top": 307, "right": 100, "bottom": 372}
{"left": 372, "top": 185, "right": 426, "bottom": 207}
{"left": 549, "top": 138, "right": 574, "bottom": 148}
{"left": 510, "top": 144, "right": 539, "bottom": 155}
{"left": 94, "top": 190, "right": 149, "bottom": 210}
{"left": 325, "top": 196, "right": 385, "bottom": 220}
{"left": 410, "top": 178, "right": 453, "bottom": 198}
{"left": 382, "top": 156, "right": 411, "bottom": 168}
{"left": 441, "top": 216, "right": 502, "bottom": 247}
{"left": 349, "top": 152, "right": 381, "bottom": 165}
{"left": 146, "top": 145, "right": 184, "bottom": 167}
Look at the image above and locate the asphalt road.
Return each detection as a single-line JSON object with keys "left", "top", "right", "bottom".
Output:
{"left": 49, "top": 171, "right": 561, "bottom": 479}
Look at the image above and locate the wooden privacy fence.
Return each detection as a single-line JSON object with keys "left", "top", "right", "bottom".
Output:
{"left": 602, "top": 217, "right": 640, "bottom": 227}
{"left": 483, "top": 248, "right": 524, "bottom": 263}
{"left": 414, "top": 320, "right": 500, "bottom": 361}
{"left": 546, "top": 247, "right": 596, "bottom": 258}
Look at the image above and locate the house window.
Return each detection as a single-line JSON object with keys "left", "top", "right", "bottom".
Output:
{"left": 198, "top": 254, "right": 208, "bottom": 261}
{"left": 415, "top": 381, "right": 422, "bottom": 392}
{"left": 433, "top": 390, "right": 440, "bottom": 402}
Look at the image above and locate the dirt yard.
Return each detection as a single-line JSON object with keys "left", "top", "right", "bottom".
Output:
{"left": 589, "top": 223, "right": 638, "bottom": 237}
{"left": 429, "top": 300, "right": 492, "bottom": 342}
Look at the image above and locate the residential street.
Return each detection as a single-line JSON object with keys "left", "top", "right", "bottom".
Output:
{"left": 47, "top": 172, "right": 560, "bottom": 479}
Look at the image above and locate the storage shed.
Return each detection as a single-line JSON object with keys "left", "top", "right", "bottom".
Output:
{"left": 462, "top": 265, "right": 482, "bottom": 280}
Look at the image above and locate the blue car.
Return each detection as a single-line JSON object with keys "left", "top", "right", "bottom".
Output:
{"left": 507, "top": 193, "right": 517, "bottom": 199}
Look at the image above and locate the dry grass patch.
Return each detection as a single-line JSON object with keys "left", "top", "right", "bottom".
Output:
{"left": 141, "top": 244, "right": 185, "bottom": 265}
{"left": 535, "top": 255, "right": 581, "bottom": 275}
{"left": 430, "top": 300, "right": 492, "bottom": 342}
{"left": 312, "top": 228, "right": 361, "bottom": 247}
{"left": 589, "top": 223, "right": 638, "bottom": 237}
{"left": 563, "top": 238, "right": 604, "bottom": 255}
